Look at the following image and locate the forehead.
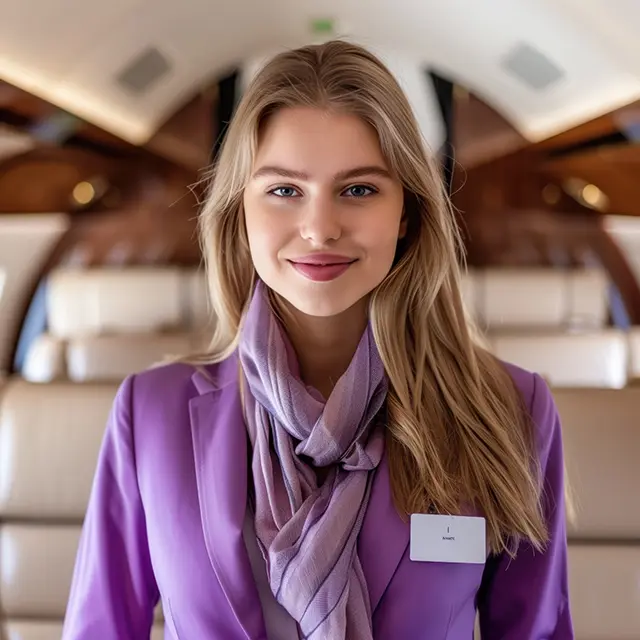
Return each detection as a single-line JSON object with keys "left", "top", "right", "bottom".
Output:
{"left": 254, "top": 107, "right": 388, "bottom": 174}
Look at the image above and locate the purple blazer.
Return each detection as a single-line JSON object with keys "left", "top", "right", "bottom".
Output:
{"left": 62, "top": 355, "right": 574, "bottom": 639}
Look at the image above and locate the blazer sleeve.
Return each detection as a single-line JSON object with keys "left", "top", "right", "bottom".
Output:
{"left": 62, "top": 374, "right": 159, "bottom": 639}
{"left": 477, "top": 373, "right": 574, "bottom": 639}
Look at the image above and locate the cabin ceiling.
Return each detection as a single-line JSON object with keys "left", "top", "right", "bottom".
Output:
{"left": 1, "top": 1, "right": 640, "bottom": 222}
{"left": 0, "top": 0, "right": 639, "bottom": 145}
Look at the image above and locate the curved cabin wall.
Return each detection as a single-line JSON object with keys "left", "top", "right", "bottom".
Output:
{"left": 451, "top": 93, "right": 640, "bottom": 323}
{"left": 0, "top": 140, "right": 201, "bottom": 372}
{"left": 0, "top": 214, "right": 69, "bottom": 373}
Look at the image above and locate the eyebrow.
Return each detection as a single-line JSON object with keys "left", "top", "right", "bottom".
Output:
{"left": 251, "top": 165, "right": 393, "bottom": 182}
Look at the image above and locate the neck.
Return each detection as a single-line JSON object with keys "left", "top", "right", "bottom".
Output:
{"left": 279, "top": 299, "right": 368, "bottom": 399}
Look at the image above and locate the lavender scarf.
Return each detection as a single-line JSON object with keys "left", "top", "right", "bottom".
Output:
{"left": 238, "top": 282, "right": 388, "bottom": 639}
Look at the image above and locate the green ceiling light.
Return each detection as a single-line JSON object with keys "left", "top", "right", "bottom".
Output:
{"left": 310, "top": 17, "right": 336, "bottom": 36}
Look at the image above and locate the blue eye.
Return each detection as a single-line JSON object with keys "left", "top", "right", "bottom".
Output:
{"left": 344, "top": 185, "right": 376, "bottom": 198}
{"left": 269, "top": 186, "right": 300, "bottom": 198}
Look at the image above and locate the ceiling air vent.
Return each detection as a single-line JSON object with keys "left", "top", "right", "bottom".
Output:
{"left": 501, "top": 43, "right": 564, "bottom": 91}
{"left": 116, "top": 46, "right": 171, "bottom": 95}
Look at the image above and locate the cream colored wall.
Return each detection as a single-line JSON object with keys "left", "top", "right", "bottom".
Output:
{"left": 0, "top": 214, "right": 69, "bottom": 373}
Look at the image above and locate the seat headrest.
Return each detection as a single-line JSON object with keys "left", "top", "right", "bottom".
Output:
{"left": 489, "top": 330, "right": 628, "bottom": 388}
{"left": 47, "top": 268, "right": 209, "bottom": 338}
{"left": 66, "top": 333, "right": 199, "bottom": 382}
{"left": 628, "top": 328, "right": 640, "bottom": 381}
{"left": 21, "top": 334, "right": 66, "bottom": 383}
{"left": 463, "top": 268, "right": 608, "bottom": 330}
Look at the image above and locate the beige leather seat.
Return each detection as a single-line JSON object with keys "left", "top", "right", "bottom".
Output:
{"left": 463, "top": 268, "right": 609, "bottom": 330}
{"left": 21, "top": 334, "right": 66, "bottom": 383}
{"left": 628, "top": 328, "right": 640, "bottom": 383}
{"left": 0, "top": 380, "right": 164, "bottom": 638}
{"left": 65, "top": 333, "right": 201, "bottom": 382}
{"left": 1, "top": 267, "right": 199, "bottom": 636}
{"left": 47, "top": 267, "right": 187, "bottom": 337}
{"left": 554, "top": 387, "right": 640, "bottom": 639}
{"left": 22, "top": 267, "right": 211, "bottom": 383}
{"left": 488, "top": 330, "right": 628, "bottom": 388}
{"left": 464, "top": 268, "right": 629, "bottom": 387}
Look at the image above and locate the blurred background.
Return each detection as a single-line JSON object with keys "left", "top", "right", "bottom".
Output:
{"left": 0, "top": 1, "right": 639, "bottom": 638}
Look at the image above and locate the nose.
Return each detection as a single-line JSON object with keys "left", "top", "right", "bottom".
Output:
{"left": 299, "top": 196, "right": 342, "bottom": 245}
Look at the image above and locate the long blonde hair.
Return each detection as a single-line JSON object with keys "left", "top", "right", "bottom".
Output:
{"left": 195, "top": 40, "right": 547, "bottom": 554}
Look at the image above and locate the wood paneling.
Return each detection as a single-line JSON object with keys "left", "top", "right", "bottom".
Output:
{"left": 453, "top": 91, "right": 529, "bottom": 168}
{"left": 535, "top": 101, "right": 640, "bottom": 152}
{"left": 541, "top": 144, "right": 640, "bottom": 217}
{"left": 145, "top": 91, "right": 216, "bottom": 171}
{"left": 0, "top": 147, "right": 144, "bottom": 213}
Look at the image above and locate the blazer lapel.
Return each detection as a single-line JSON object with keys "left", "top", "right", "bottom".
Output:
{"left": 358, "top": 454, "right": 410, "bottom": 613}
{"left": 189, "top": 356, "right": 266, "bottom": 639}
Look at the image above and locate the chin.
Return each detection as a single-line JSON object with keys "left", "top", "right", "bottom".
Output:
{"left": 257, "top": 269, "right": 379, "bottom": 319}
{"left": 279, "top": 282, "right": 372, "bottom": 319}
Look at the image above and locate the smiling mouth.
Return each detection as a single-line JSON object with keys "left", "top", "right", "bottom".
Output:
{"left": 288, "top": 258, "right": 357, "bottom": 282}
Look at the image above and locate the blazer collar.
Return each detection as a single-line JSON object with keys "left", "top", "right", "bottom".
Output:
{"left": 189, "top": 353, "right": 267, "bottom": 639}
{"left": 358, "top": 454, "right": 411, "bottom": 612}
{"left": 191, "top": 352, "right": 239, "bottom": 396}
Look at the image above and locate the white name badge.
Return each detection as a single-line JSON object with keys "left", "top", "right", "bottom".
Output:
{"left": 410, "top": 513, "right": 486, "bottom": 564}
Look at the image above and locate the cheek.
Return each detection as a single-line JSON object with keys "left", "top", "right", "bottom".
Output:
{"left": 244, "top": 202, "right": 289, "bottom": 272}
{"left": 246, "top": 224, "right": 274, "bottom": 271}
{"left": 358, "top": 212, "right": 404, "bottom": 260}
{"left": 245, "top": 197, "right": 272, "bottom": 240}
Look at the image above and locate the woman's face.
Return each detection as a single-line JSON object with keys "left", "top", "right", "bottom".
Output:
{"left": 243, "top": 107, "right": 406, "bottom": 318}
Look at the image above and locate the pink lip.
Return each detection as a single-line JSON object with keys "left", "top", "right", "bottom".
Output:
{"left": 289, "top": 254, "right": 357, "bottom": 282}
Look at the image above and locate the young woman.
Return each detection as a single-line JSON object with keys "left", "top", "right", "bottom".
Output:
{"left": 63, "top": 40, "right": 574, "bottom": 639}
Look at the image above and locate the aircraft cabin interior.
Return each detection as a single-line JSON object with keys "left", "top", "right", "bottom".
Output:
{"left": 0, "top": 1, "right": 639, "bottom": 638}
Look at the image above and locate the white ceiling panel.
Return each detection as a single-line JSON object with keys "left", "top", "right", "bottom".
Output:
{"left": 0, "top": 0, "right": 144, "bottom": 77}
{"left": 557, "top": 0, "right": 640, "bottom": 77}
{"left": 0, "top": 0, "right": 638, "bottom": 146}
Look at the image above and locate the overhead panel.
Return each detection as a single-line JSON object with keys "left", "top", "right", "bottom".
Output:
{"left": 0, "top": 0, "right": 638, "bottom": 144}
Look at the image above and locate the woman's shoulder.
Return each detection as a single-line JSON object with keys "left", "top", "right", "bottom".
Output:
{"left": 121, "top": 354, "right": 239, "bottom": 426}
{"left": 502, "top": 360, "right": 560, "bottom": 464}
{"left": 502, "top": 361, "right": 537, "bottom": 407}
{"left": 133, "top": 360, "right": 201, "bottom": 393}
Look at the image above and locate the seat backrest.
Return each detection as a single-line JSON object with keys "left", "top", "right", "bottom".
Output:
{"left": 0, "top": 380, "right": 163, "bottom": 638}
{"left": 22, "top": 267, "right": 211, "bottom": 383}
{"left": 555, "top": 388, "right": 640, "bottom": 539}
{"left": 553, "top": 387, "right": 640, "bottom": 639}
{"left": 0, "top": 380, "right": 115, "bottom": 635}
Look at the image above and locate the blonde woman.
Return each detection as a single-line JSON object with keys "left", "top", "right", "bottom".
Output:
{"left": 63, "top": 41, "right": 573, "bottom": 639}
